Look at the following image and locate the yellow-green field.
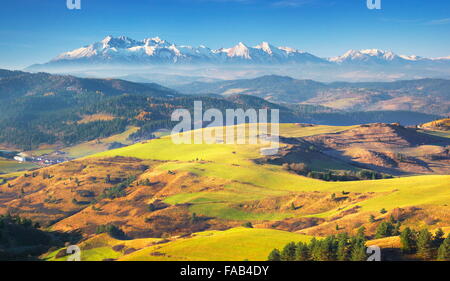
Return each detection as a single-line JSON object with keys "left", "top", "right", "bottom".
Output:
{"left": 92, "top": 124, "right": 450, "bottom": 221}
{"left": 62, "top": 126, "right": 139, "bottom": 158}
{"left": 419, "top": 129, "right": 450, "bottom": 139}
{"left": 45, "top": 228, "right": 313, "bottom": 261}
{"left": 24, "top": 126, "right": 140, "bottom": 159}
{"left": 0, "top": 157, "right": 39, "bottom": 174}
{"left": 40, "top": 123, "right": 450, "bottom": 261}
{"left": 120, "top": 228, "right": 314, "bottom": 261}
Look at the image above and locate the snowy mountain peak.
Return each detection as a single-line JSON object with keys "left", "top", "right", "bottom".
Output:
{"left": 278, "top": 46, "right": 302, "bottom": 54}
{"left": 226, "top": 42, "right": 251, "bottom": 59}
{"left": 255, "top": 42, "right": 273, "bottom": 54}
{"left": 101, "top": 35, "right": 113, "bottom": 44}
{"left": 33, "top": 35, "right": 449, "bottom": 68}
{"left": 143, "top": 36, "right": 167, "bottom": 46}
{"left": 330, "top": 49, "right": 403, "bottom": 63}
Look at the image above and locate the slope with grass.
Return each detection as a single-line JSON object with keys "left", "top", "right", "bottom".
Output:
{"left": 119, "top": 227, "right": 314, "bottom": 261}
{"left": 1, "top": 123, "right": 449, "bottom": 261}
{"left": 0, "top": 157, "right": 39, "bottom": 174}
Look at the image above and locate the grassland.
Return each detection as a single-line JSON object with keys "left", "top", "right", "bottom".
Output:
{"left": 23, "top": 126, "right": 140, "bottom": 159}
{"left": 62, "top": 126, "right": 139, "bottom": 158}
{"left": 419, "top": 129, "right": 450, "bottom": 139}
{"left": 44, "top": 233, "right": 161, "bottom": 261}
{"left": 92, "top": 124, "right": 450, "bottom": 222}
{"left": 0, "top": 157, "right": 39, "bottom": 174}
{"left": 119, "top": 227, "right": 314, "bottom": 261}
{"left": 44, "top": 228, "right": 313, "bottom": 261}
{"left": 6, "top": 123, "right": 448, "bottom": 261}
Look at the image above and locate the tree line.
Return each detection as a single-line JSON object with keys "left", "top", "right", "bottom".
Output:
{"left": 268, "top": 227, "right": 369, "bottom": 261}
{"left": 268, "top": 225, "right": 450, "bottom": 261}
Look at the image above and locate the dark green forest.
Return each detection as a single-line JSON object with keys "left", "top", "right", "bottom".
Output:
{"left": 0, "top": 70, "right": 442, "bottom": 150}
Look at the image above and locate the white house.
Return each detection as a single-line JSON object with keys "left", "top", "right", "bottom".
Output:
{"left": 14, "top": 156, "right": 26, "bottom": 162}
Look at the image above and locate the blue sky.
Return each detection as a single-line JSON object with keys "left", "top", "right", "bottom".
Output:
{"left": 0, "top": 0, "right": 449, "bottom": 69}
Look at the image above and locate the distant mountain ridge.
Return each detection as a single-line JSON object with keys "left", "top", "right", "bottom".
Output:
{"left": 0, "top": 69, "right": 179, "bottom": 100}
{"left": 174, "top": 75, "right": 450, "bottom": 116}
{"left": 26, "top": 36, "right": 450, "bottom": 70}
{"left": 0, "top": 69, "right": 441, "bottom": 149}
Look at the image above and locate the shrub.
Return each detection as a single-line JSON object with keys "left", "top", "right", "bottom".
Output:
{"left": 242, "top": 222, "right": 253, "bottom": 228}
{"left": 95, "top": 224, "right": 126, "bottom": 239}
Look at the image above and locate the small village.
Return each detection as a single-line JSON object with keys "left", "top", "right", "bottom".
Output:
{"left": 11, "top": 151, "right": 72, "bottom": 167}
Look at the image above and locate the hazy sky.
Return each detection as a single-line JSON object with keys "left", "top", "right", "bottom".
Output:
{"left": 0, "top": 0, "right": 449, "bottom": 69}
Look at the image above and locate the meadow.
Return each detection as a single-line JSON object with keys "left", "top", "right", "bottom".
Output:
{"left": 46, "top": 228, "right": 314, "bottom": 261}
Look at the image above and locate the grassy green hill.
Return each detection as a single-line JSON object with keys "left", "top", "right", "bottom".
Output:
{"left": 2, "top": 123, "right": 449, "bottom": 261}
{"left": 44, "top": 227, "right": 314, "bottom": 261}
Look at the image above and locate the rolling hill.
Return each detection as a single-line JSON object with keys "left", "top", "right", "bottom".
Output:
{"left": 1, "top": 123, "right": 449, "bottom": 261}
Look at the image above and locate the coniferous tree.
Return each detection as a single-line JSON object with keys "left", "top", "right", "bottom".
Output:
{"left": 321, "top": 236, "right": 338, "bottom": 261}
{"left": 336, "top": 233, "right": 351, "bottom": 261}
{"left": 268, "top": 249, "right": 281, "bottom": 261}
{"left": 356, "top": 226, "right": 366, "bottom": 239}
{"left": 417, "top": 229, "right": 434, "bottom": 260}
{"left": 280, "top": 242, "right": 297, "bottom": 261}
{"left": 309, "top": 238, "right": 325, "bottom": 261}
{"left": 389, "top": 215, "right": 396, "bottom": 224}
{"left": 434, "top": 228, "right": 445, "bottom": 247}
{"left": 394, "top": 221, "right": 401, "bottom": 236}
{"left": 295, "top": 242, "right": 310, "bottom": 261}
{"left": 375, "top": 222, "right": 395, "bottom": 238}
{"left": 400, "top": 227, "right": 416, "bottom": 254}
{"left": 437, "top": 235, "right": 450, "bottom": 261}
{"left": 350, "top": 236, "right": 367, "bottom": 261}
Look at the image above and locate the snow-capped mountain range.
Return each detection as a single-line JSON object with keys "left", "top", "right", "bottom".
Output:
{"left": 28, "top": 35, "right": 450, "bottom": 69}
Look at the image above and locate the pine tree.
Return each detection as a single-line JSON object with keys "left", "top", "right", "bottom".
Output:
{"left": 336, "top": 233, "right": 350, "bottom": 261}
{"left": 295, "top": 242, "right": 310, "bottom": 261}
{"left": 280, "top": 242, "right": 297, "bottom": 261}
{"left": 434, "top": 228, "right": 445, "bottom": 247}
{"left": 309, "top": 238, "right": 325, "bottom": 261}
{"left": 394, "top": 221, "right": 401, "bottom": 236}
{"left": 356, "top": 226, "right": 366, "bottom": 239}
{"left": 417, "top": 229, "right": 434, "bottom": 260}
{"left": 350, "top": 237, "right": 367, "bottom": 261}
{"left": 190, "top": 213, "right": 199, "bottom": 224}
{"left": 268, "top": 249, "right": 281, "bottom": 261}
{"left": 375, "top": 222, "right": 395, "bottom": 238}
{"left": 389, "top": 215, "right": 396, "bottom": 224}
{"left": 400, "top": 227, "right": 416, "bottom": 254}
{"left": 437, "top": 235, "right": 450, "bottom": 261}
{"left": 321, "top": 236, "right": 338, "bottom": 261}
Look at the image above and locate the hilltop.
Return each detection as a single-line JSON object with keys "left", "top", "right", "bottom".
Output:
{"left": 420, "top": 118, "right": 450, "bottom": 131}
{"left": 304, "top": 123, "right": 450, "bottom": 175}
